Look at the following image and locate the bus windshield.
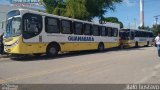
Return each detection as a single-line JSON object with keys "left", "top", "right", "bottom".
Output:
{"left": 7, "top": 10, "right": 20, "bottom": 19}
{"left": 120, "top": 31, "right": 129, "bottom": 40}
{"left": 5, "top": 17, "right": 21, "bottom": 38}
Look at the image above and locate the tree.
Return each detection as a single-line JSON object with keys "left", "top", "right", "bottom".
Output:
{"left": 152, "top": 25, "right": 160, "bottom": 36}
{"left": 53, "top": 1, "right": 66, "bottom": 16}
{"left": 85, "top": 0, "right": 122, "bottom": 20}
{"left": 100, "top": 17, "right": 124, "bottom": 28}
{"left": 65, "top": 0, "right": 89, "bottom": 20}
{"left": 40, "top": 0, "right": 60, "bottom": 14}
{"left": 118, "top": 21, "right": 124, "bottom": 28}
{"left": 41, "top": 0, "right": 122, "bottom": 20}
{"left": 138, "top": 26, "right": 151, "bottom": 30}
{"left": 40, "top": 0, "right": 66, "bottom": 15}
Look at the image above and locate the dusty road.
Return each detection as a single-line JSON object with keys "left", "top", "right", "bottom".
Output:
{"left": 0, "top": 47, "right": 160, "bottom": 84}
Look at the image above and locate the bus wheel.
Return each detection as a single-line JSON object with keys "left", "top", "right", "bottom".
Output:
{"left": 46, "top": 44, "right": 58, "bottom": 57}
{"left": 98, "top": 43, "right": 104, "bottom": 52}
{"left": 146, "top": 41, "right": 149, "bottom": 47}
{"left": 119, "top": 44, "right": 124, "bottom": 49}
{"left": 135, "top": 42, "right": 139, "bottom": 48}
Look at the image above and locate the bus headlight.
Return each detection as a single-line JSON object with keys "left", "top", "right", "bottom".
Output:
{"left": 4, "top": 40, "right": 19, "bottom": 48}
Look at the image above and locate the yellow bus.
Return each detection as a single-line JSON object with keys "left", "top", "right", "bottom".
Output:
{"left": 3, "top": 9, "right": 120, "bottom": 56}
{"left": 119, "top": 29, "right": 154, "bottom": 48}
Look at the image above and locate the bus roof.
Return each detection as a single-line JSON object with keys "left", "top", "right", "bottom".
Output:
{"left": 9, "top": 9, "right": 120, "bottom": 29}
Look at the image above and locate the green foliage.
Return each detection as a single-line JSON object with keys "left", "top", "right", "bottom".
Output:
{"left": 152, "top": 25, "right": 160, "bottom": 36}
{"left": 118, "top": 21, "right": 124, "bottom": 28}
{"left": 138, "top": 26, "right": 151, "bottom": 31}
{"left": 65, "top": 0, "right": 89, "bottom": 20}
{"left": 53, "top": 1, "right": 66, "bottom": 16}
{"left": 100, "top": 17, "right": 123, "bottom": 28}
{"left": 102, "top": 17, "right": 119, "bottom": 22}
{"left": 41, "top": 0, "right": 122, "bottom": 20}
{"left": 85, "top": 0, "right": 122, "bottom": 20}
{"left": 40, "top": 0, "right": 65, "bottom": 14}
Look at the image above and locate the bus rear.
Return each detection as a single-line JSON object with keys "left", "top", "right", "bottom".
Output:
{"left": 119, "top": 29, "right": 135, "bottom": 48}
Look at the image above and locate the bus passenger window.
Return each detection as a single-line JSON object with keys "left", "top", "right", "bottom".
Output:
{"left": 61, "top": 20, "right": 72, "bottom": 34}
{"left": 150, "top": 33, "right": 154, "bottom": 37}
{"left": 107, "top": 27, "right": 112, "bottom": 37}
{"left": 135, "top": 31, "right": 140, "bottom": 37}
{"left": 84, "top": 24, "right": 91, "bottom": 35}
{"left": 131, "top": 32, "right": 135, "bottom": 40}
{"left": 113, "top": 28, "right": 118, "bottom": 37}
{"left": 92, "top": 25, "right": 100, "bottom": 36}
{"left": 45, "top": 17, "right": 60, "bottom": 33}
{"left": 74, "top": 22, "right": 83, "bottom": 35}
{"left": 23, "top": 13, "right": 42, "bottom": 39}
{"left": 101, "top": 27, "right": 107, "bottom": 36}
{"left": 135, "top": 31, "right": 138, "bottom": 37}
{"left": 146, "top": 32, "right": 149, "bottom": 37}
{"left": 140, "top": 31, "right": 143, "bottom": 37}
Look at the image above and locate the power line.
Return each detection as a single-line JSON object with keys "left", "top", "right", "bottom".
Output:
{"left": 154, "top": 15, "right": 160, "bottom": 28}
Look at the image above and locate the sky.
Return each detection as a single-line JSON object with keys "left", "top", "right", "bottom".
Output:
{"left": 0, "top": 0, "right": 160, "bottom": 29}
{"left": 106, "top": 0, "right": 160, "bottom": 28}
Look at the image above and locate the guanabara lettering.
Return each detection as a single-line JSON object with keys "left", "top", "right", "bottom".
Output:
{"left": 68, "top": 36, "right": 94, "bottom": 41}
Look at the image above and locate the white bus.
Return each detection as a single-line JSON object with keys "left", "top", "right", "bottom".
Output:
{"left": 3, "top": 9, "right": 120, "bottom": 56}
{"left": 119, "top": 29, "right": 154, "bottom": 48}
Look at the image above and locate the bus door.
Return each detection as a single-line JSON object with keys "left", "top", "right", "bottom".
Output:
{"left": 22, "top": 13, "right": 43, "bottom": 43}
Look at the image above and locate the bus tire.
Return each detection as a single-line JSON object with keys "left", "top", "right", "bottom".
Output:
{"left": 119, "top": 44, "right": 124, "bottom": 49}
{"left": 135, "top": 42, "right": 138, "bottom": 48}
{"left": 98, "top": 43, "right": 104, "bottom": 52}
{"left": 46, "top": 44, "right": 59, "bottom": 57}
{"left": 146, "top": 41, "right": 149, "bottom": 47}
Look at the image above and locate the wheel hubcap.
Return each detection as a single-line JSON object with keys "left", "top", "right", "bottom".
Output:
{"left": 99, "top": 45, "right": 104, "bottom": 51}
{"left": 50, "top": 47, "right": 56, "bottom": 54}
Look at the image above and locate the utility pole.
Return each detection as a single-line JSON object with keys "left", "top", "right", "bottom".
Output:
{"left": 140, "top": 0, "right": 144, "bottom": 28}
{"left": 154, "top": 15, "right": 160, "bottom": 28}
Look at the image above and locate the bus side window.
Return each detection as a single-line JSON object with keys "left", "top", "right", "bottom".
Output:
{"left": 113, "top": 28, "right": 118, "bottom": 37}
{"left": 61, "top": 20, "right": 72, "bottom": 34}
{"left": 84, "top": 24, "right": 91, "bottom": 35}
{"left": 105, "top": 27, "right": 108, "bottom": 36}
{"left": 45, "top": 17, "right": 60, "bottom": 33}
{"left": 135, "top": 31, "right": 139, "bottom": 37}
{"left": 147, "top": 32, "right": 150, "bottom": 37}
{"left": 141, "top": 31, "right": 144, "bottom": 37}
{"left": 150, "top": 33, "right": 154, "bottom": 37}
{"left": 107, "top": 27, "right": 112, "bottom": 37}
{"left": 101, "top": 26, "right": 107, "bottom": 36}
{"left": 144, "top": 32, "right": 146, "bottom": 37}
{"left": 92, "top": 25, "right": 100, "bottom": 36}
{"left": 23, "top": 13, "right": 42, "bottom": 39}
{"left": 138, "top": 31, "right": 140, "bottom": 37}
{"left": 74, "top": 22, "right": 83, "bottom": 35}
{"left": 131, "top": 32, "right": 135, "bottom": 40}
{"left": 144, "top": 32, "right": 147, "bottom": 37}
